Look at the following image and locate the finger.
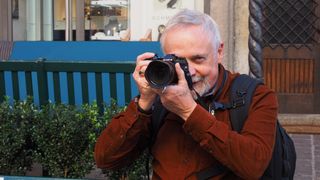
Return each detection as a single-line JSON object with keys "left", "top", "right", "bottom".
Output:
{"left": 136, "top": 52, "right": 155, "bottom": 63}
{"left": 134, "top": 52, "right": 155, "bottom": 77}
{"left": 138, "top": 65, "right": 148, "bottom": 78}
{"left": 175, "top": 63, "right": 187, "bottom": 85}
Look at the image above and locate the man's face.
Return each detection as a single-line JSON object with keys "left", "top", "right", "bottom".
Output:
{"left": 162, "top": 25, "right": 223, "bottom": 97}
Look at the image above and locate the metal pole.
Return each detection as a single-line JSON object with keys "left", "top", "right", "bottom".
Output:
{"left": 65, "top": 0, "right": 72, "bottom": 41}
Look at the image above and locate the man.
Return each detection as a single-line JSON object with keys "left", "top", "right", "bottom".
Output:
{"left": 95, "top": 9, "right": 278, "bottom": 179}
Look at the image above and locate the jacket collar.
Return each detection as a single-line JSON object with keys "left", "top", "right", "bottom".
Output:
{"left": 204, "top": 64, "right": 227, "bottom": 101}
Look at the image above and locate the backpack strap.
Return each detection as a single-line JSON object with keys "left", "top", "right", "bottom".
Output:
{"left": 229, "top": 74, "right": 263, "bottom": 132}
{"left": 197, "top": 75, "right": 262, "bottom": 180}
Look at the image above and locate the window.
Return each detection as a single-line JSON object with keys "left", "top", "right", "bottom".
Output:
{"left": 88, "top": 0, "right": 129, "bottom": 40}
{"left": 263, "top": 0, "right": 319, "bottom": 49}
{"left": 11, "top": 0, "right": 205, "bottom": 41}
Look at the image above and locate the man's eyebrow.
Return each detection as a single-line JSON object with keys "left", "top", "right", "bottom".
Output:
{"left": 189, "top": 54, "right": 206, "bottom": 59}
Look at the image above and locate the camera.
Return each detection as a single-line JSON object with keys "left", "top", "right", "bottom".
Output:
{"left": 145, "top": 54, "right": 193, "bottom": 89}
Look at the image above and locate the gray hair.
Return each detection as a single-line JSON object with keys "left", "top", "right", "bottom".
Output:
{"left": 160, "top": 9, "right": 221, "bottom": 54}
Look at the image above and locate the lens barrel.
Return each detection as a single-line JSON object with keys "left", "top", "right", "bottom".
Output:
{"left": 145, "top": 60, "right": 177, "bottom": 89}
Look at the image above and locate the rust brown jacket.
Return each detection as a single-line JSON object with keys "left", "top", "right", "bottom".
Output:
{"left": 94, "top": 65, "right": 278, "bottom": 180}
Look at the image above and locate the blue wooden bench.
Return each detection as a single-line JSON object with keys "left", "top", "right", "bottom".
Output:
{"left": 0, "top": 60, "right": 137, "bottom": 106}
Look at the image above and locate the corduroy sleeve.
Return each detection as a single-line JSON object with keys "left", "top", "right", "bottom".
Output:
{"left": 94, "top": 99, "right": 151, "bottom": 169}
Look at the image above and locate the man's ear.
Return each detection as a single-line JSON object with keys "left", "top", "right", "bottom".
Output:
{"left": 217, "top": 43, "right": 224, "bottom": 64}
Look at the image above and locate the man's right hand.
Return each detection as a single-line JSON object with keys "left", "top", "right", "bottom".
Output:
{"left": 133, "top": 52, "right": 157, "bottom": 112}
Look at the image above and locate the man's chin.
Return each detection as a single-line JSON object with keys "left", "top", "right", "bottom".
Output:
{"left": 191, "top": 85, "right": 204, "bottom": 99}
{"left": 191, "top": 81, "right": 212, "bottom": 98}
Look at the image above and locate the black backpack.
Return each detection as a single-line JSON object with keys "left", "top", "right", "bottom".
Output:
{"left": 150, "top": 74, "right": 296, "bottom": 180}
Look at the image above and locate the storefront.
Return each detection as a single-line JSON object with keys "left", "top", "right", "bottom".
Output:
{"left": 1, "top": 0, "right": 207, "bottom": 41}
{"left": 0, "top": 0, "right": 209, "bottom": 107}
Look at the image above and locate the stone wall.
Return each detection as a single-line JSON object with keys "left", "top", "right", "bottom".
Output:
{"left": 210, "top": 0, "right": 249, "bottom": 74}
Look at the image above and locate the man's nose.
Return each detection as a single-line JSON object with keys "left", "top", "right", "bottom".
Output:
{"left": 188, "top": 64, "right": 196, "bottom": 76}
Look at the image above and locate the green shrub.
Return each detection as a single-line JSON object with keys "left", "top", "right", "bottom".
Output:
{"left": 32, "top": 102, "right": 96, "bottom": 178}
{"left": 0, "top": 97, "right": 150, "bottom": 179}
{"left": 0, "top": 97, "right": 38, "bottom": 175}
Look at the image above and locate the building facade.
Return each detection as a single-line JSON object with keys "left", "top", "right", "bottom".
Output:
{"left": 0, "top": 0, "right": 206, "bottom": 41}
{"left": 0, "top": 0, "right": 248, "bottom": 73}
{"left": 1, "top": 0, "right": 320, "bottom": 114}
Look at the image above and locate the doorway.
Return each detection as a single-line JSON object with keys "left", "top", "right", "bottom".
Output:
{"left": 262, "top": 0, "right": 320, "bottom": 113}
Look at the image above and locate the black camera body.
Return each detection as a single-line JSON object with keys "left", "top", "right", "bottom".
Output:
{"left": 145, "top": 54, "right": 193, "bottom": 89}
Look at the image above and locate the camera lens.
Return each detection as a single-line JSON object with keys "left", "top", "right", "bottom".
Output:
{"left": 145, "top": 60, "right": 176, "bottom": 88}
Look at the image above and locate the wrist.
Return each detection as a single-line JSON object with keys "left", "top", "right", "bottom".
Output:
{"left": 180, "top": 102, "right": 197, "bottom": 121}
{"left": 135, "top": 96, "right": 153, "bottom": 114}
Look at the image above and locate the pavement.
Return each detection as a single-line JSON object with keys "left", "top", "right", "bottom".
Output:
{"left": 278, "top": 114, "right": 320, "bottom": 179}
{"left": 278, "top": 114, "right": 320, "bottom": 180}
{"left": 291, "top": 134, "right": 320, "bottom": 180}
